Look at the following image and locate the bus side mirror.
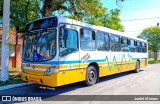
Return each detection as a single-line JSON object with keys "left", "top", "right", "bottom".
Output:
{"left": 63, "top": 29, "right": 68, "bottom": 40}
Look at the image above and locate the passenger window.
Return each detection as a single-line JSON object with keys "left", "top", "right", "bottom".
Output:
{"left": 80, "top": 28, "right": 96, "bottom": 50}
{"left": 60, "top": 29, "right": 78, "bottom": 56}
{"left": 96, "top": 32, "right": 110, "bottom": 51}
{"left": 110, "top": 34, "right": 121, "bottom": 51}
{"left": 136, "top": 41, "right": 141, "bottom": 52}
{"left": 121, "top": 37, "right": 129, "bottom": 52}
{"left": 141, "top": 42, "right": 147, "bottom": 53}
{"left": 130, "top": 39, "right": 136, "bottom": 52}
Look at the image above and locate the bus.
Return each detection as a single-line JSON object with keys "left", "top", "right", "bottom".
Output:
{"left": 21, "top": 16, "right": 148, "bottom": 87}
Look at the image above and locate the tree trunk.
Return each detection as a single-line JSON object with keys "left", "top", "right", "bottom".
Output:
{"left": 42, "top": 0, "right": 67, "bottom": 17}
{"left": 153, "top": 50, "right": 158, "bottom": 61}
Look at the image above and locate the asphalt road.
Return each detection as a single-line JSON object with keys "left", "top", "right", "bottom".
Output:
{"left": 1, "top": 63, "right": 160, "bottom": 103}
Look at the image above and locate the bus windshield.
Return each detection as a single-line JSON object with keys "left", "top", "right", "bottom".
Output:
{"left": 22, "top": 29, "right": 56, "bottom": 61}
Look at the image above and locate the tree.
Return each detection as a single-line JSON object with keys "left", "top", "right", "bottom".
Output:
{"left": 106, "top": 8, "right": 124, "bottom": 31}
{"left": 46, "top": 0, "right": 124, "bottom": 31}
{"left": 0, "top": 0, "right": 40, "bottom": 31}
{"left": 0, "top": 0, "right": 124, "bottom": 31}
{"left": 42, "top": 0, "right": 67, "bottom": 17}
{"left": 67, "top": 0, "right": 124, "bottom": 31}
{"left": 138, "top": 27, "right": 160, "bottom": 61}
{"left": 0, "top": 0, "right": 2, "bottom": 17}
{"left": 67, "top": 0, "right": 108, "bottom": 25}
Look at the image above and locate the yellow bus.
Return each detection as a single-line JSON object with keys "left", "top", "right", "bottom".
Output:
{"left": 21, "top": 16, "right": 148, "bottom": 87}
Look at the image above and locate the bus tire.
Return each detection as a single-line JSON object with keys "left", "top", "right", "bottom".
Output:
{"left": 134, "top": 61, "right": 140, "bottom": 73}
{"left": 84, "top": 65, "right": 97, "bottom": 86}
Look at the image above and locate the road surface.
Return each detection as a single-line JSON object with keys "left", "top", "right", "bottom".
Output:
{"left": 0, "top": 63, "right": 160, "bottom": 103}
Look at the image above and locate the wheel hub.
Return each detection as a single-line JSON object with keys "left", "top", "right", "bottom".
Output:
{"left": 89, "top": 70, "right": 95, "bottom": 82}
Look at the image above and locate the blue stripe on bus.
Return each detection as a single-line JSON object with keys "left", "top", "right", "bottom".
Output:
{"left": 22, "top": 56, "right": 147, "bottom": 66}
{"left": 22, "top": 60, "right": 81, "bottom": 65}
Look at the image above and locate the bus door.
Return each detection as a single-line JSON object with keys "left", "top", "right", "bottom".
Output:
{"left": 121, "top": 37, "right": 130, "bottom": 72}
{"left": 59, "top": 25, "right": 80, "bottom": 84}
{"left": 79, "top": 28, "right": 96, "bottom": 69}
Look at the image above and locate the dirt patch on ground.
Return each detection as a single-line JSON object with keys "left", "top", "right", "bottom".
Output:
{"left": 0, "top": 70, "right": 21, "bottom": 78}
{"left": 9, "top": 70, "right": 21, "bottom": 78}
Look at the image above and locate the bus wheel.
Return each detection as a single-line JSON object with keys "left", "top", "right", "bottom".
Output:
{"left": 134, "top": 61, "right": 140, "bottom": 73}
{"left": 84, "top": 65, "right": 97, "bottom": 86}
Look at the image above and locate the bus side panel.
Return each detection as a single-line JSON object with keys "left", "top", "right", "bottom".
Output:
{"left": 121, "top": 52, "right": 130, "bottom": 72}
{"left": 57, "top": 67, "right": 86, "bottom": 86}
{"left": 140, "top": 52, "right": 148, "bottom": 68}
{"left": 110, "top": 52, "right": 121, "bottom": 74}
{"left": 98, "top": 62, "right": 111, "bottom": 77}
{"left": 128, "top": 53, "right": 138, "bottom": 70}
{"left": 80, "top": 51, "right": 112, "bottom": 77}
{"left": 58, "top": 49, "right": 85, "bottom": 86}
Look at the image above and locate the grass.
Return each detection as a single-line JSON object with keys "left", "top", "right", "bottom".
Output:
{"left": 0, "top": 67, "right": 25, "bottom": 86}
{"left": 148, "top": 58, "right": 160, "bottom": 64}
{"left": 0, "top": 76, "right": 24, "bottom": 86}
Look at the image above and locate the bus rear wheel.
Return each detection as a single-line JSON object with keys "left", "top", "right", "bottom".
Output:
{"left": 134, "top": 61, "right": 140, "bottom": 73}
{"left": 84, "top": 65, "right": 97, "bottom": 86}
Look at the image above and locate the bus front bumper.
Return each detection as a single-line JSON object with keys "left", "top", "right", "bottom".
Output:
{"left": 21, "top": 72, "right": 58, "bottom": 87}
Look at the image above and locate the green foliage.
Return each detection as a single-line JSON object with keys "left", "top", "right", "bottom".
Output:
{"left": 11, "top": 0, "right": 40, "bottom": 31}
{"left": 107, "top": 8, "right": 124, "bottom": 31}
{"left": 138, "top": 27, "right": 160, "bottom": 61}
{"left": 0, "top": 0, "right": 2, "bottom": 17}
{"left": 0, "top": 0, "right": 40, "bottom": 31}
{"left": 42, "top": 0, "right": 67, "bottom": 17}
{"left": 0, "top": 0, "right": 124, "bottom": 31}
{"left": 138, "top": 27, "right": 160, "bottom": 51}
{"left": 54, "top": 0, "right": 124, "bottom": 31}
{"left": 148, "top": 58, "right": 160, "bottom": 64}
{"left": 67, "top": 0, "right": 108, "bottom": 25}
{"left": 0, "top": 77, "right": 24, "bottom": 86}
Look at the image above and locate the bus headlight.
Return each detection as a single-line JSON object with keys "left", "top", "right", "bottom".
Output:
{"left": 44, "top": 66, "right": 57, "bottom": 76}
{"left": 21, "top": 66, "right": 26, "bottom": 73}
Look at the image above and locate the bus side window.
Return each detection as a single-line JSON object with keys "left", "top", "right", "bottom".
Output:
{"left": 96, "top": 31, "right": 110, "bottom": 51}
{"left": 136, "top": 41, "right": 141, "bottom": 53}
{"left": 60, "top": 29, "right": 78, "bottom": 57}
{"left": 80, "top": 28, "right": 96, "bottom": 50}
{"left": 130, "top": 39, "right": 136, "bottom": 52}
{"left": 110, "top": 34, "right": 121, "bottom": 52}
{"left": 121, "top": 37, "right": 129, "bottom": 52}
{"left": 145, "top": 43, "right": 147, "bottom": 52}
{"left": 142, "top": 42, "right": 147, "bottom": 53}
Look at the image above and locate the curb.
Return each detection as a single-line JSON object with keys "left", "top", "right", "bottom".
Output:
{"left": 0, "top": 82, "right": 34, "bottom": 91}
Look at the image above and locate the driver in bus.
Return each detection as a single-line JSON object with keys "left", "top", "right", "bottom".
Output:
{"left": 37, "top": 34, "right": 50, "bottom": 59}
{"left": 37, "top": 31, "right": 56, "bottom": 60}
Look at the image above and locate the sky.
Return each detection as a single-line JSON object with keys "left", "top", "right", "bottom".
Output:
{"left": 101, "top": 0, "right": 160, "bottom": 37}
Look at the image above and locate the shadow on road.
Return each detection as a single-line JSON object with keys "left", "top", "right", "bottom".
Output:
{"left": 3, "top": 70, "right": 144, "bottom": 102}
{"left": 29, "top": 70, "right": 142, "bottom": 95}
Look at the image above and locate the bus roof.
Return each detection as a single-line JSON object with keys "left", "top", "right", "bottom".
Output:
{"left": 29, "top": 16, "right": 147, "bottom": 43}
